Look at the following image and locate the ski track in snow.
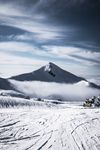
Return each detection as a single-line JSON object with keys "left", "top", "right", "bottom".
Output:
{"left": 0, "top": 106, "right": 100, "bottom": 150}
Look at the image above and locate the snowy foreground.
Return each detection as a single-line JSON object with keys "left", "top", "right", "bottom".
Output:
{"left": 0, "top": 103, "right": 100, "bottom": 150}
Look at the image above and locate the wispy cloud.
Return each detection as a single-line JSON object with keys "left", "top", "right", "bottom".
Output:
{"left": 1, "top": 41, "right": 99, "bottom": 66}
{"left": 0, "top": 14, "right": 62, "bottom": 43}
{"left": 0, "top": 41, "right": 52, "bottom": 59}
{"left": 0, "top": 41, "right": 34, "bottom": 52}
{"left": 0, "top": 3, "right": 28, "bottom": 17}
{"left": 0, "top": 51, "right": 48, "bottom": 77}
{"left": 43, "top": 46, "right": 100, "bottom": 66}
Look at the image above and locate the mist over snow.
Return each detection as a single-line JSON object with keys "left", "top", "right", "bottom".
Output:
{"left": 9, "top": 80, "right": 100, "bottom": 101}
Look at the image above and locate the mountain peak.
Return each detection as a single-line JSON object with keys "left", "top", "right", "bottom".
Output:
{"left": 44, "top": 62, "right": 51, "bottom": 72}
{"left": 44, "top": 62, "right": 57, "bottom": 72}
{"left": 10, "top": 62, "right": 86, "bottom": 84}
{"left": 49, "top": 62, "right": 56, "bottom": 66}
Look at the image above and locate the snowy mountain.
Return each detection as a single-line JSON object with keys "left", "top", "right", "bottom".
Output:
{"left": 10, "top": 62, "right": 85, "bottom": 83}
{"left": 10, "top": 62, "right": 100, "bottom": 89}
{"left": 0, "top": 62, "right": 100, "bottom": 96}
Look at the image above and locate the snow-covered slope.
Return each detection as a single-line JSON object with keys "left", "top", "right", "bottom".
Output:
{"left": 0, "top": 90, "right": 30, "bottom": 99}
{"left": 0, "top": 105, "right": 100, "bottom": 150}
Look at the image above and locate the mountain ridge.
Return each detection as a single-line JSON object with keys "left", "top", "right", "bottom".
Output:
{"left": 10, "top": 62, "right": 86, "bottom": 84}
{"left": 0, "top": 77, "right": 13, "bottom": 90}
{"left": 9, "top": 62, "right": 100, "bottom": 89}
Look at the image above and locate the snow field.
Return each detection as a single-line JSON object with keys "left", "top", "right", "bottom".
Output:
{"left": 0, "top": 105, "right": 100, "bottom": 150}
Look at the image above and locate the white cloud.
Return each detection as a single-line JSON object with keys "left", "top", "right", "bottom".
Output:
{"left": 14, "top": 34, "right": 34, "bottom": 41}
{"left": 77, "top": 51, "right": 100, "bottom": 61}
{"left": 1, "top": 42, "right": 99, "bottom": 66}
{"left": 0, "top": 51, "right": 40, "bottom": 65}
{"left": 0, "top": 1, "right": 62, "bottom": 42}
{"left": 15, "top": 21, "right": 61, "bottom": 41}
{"left": 0, "top": 41, "right": 34, "bottom": 52}
{"left": 44, "top": 45, "right": 100, "bottom": 65}
{"left": 43, "top": 46, "right": 79, "bottom": 57}
{"left": 10, "top": 80, "right": 100, "bottom": 101}
{"left": 0, "top": 41, "right": 52, "bottom": 58}
{"left": 0, "top": 11, "right": 64, "bottom": 42}
{"left": 0, "top": 3, "right": 27, "bottom": 17}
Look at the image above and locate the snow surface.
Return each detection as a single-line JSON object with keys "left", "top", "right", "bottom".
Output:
{"left": 0, "top": 101, "right": 100, "bottom": 150}
{"left": 44, "top": 63, "right": 51, "bottom": 72}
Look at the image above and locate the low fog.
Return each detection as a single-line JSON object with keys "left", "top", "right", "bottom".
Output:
{"left": 10, "top": 80, "right": 100, "bottom": 101}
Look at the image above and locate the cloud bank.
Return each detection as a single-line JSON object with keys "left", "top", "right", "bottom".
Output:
{"left": 10, "top": 80, "right": 100, "bottom": 101}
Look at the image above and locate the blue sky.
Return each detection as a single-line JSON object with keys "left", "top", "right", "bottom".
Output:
{"left": 0, "top": 0, "right": 100, "bottom": 77}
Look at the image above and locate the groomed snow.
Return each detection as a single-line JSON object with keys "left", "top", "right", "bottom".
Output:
{"left": 0, "top": 103, "right": 100, "bottom": 150}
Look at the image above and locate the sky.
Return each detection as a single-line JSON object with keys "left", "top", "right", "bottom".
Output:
{"left": 0, "top": 0, "right": 100, "bottom": 78}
